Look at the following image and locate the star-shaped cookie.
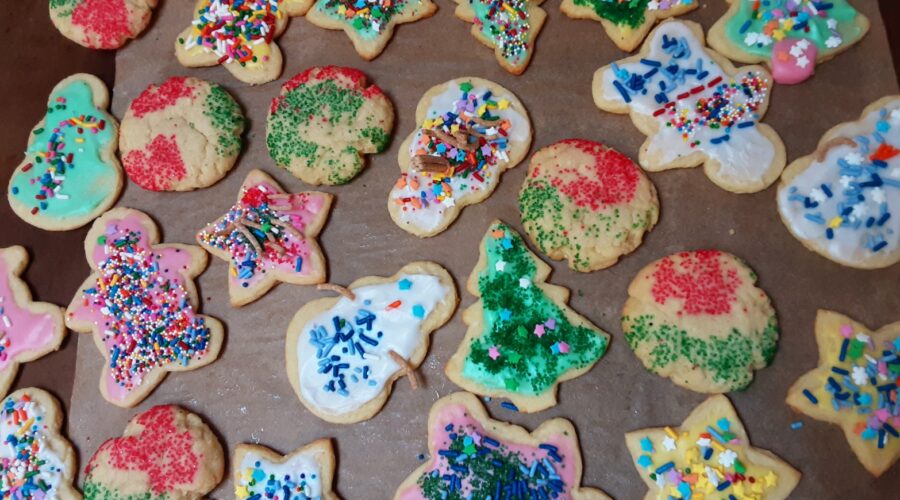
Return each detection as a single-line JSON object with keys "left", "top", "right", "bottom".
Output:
{"left": 626, "top": 395, "right": 800, "bottom": 499}
{"left": 197, "top": 169, "right": 333, "bottom": 307}
{"left": 175, "top": 0, "right": 312, "bottom": 85}
{"left": 233, "top": 440, "right": 339, "bottom": 499}
{"left": 561, "top": 0, "right": 697, "bottom": 52}
{"left": 786, "top": 310, "right": 900, "bottom": 477}
{"left": 0, "top": 246, "right": 66, "bottom": 399}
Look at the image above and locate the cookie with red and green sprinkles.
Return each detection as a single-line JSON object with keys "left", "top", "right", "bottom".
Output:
{"left": 622, "top": 250, "right": 779, "bottom": 393}
{"left": 50, "top": 0, "right": 158, "bottom": 50}
{"left": 119, "top": 76, "right": 245, "bottom": 192}
{"left": 267, "top": 66, "right": 394, "bottom": 186}
{"left": 518, "top": 139, "right": 659, "bottom": 272}
{"left": 454, "top": 0, "right": 547, "bottom": 75}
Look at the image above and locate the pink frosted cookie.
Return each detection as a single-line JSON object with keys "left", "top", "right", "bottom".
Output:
{"left": 0, "top": 247, "right": 67, "bottom": 399}
{"left": 66, "top": 208, "right": 224, "bottom": 407}
{"left": 50, "top": 0, "right": 158, "bottom": 49}
{"left": 197, "top": 169, "right": 333, "bottom": 307}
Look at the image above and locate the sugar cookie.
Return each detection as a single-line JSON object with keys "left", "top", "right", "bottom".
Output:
{"left": 453, "top": 0, "right": 547, "bottom": 75}
{"left": 561, "top": 0, "right": 697, "bottom": 52}
{"left": 233, "top": 440, "right": 339, "bottom": 499}
{"left": 50, "top": 0, "right": 158, "bottom": 49}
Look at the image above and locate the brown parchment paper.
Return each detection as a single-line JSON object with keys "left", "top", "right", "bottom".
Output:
{"left": 68, "top": 1, "right": 900, "bottom": 498}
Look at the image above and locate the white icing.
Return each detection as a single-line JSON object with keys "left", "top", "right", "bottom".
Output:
{"left": 600, "top": 21, "right": 776, "bottom": 186}
{"left": 0, "top": 396, "right": 66, "bottom": 496}
{"left": 296, "top": 274, "right": 449, "bottom": 415}
{"left": 237, "top": 450, "right": 322, "bottom": 499}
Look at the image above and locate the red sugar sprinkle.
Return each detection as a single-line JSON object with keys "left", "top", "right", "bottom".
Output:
{"left": 274, "top": 66, "right": 379, "bottom": 113}
{"left": 72, "top": 0, "right": 134, "bottom": 50}
{"left": 130, "top": 77, "right": 195, "bottom": 118}
{"left": 650, "top": 250, "right": 742, "bottom": 316}
{"left": 123, "top": 134, "right": 187, "bottom": 192}
{"left": 551, "top": 139, "right": 640, "bottom": 210}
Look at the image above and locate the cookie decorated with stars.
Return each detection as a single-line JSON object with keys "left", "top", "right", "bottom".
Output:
{"left": 592, "top": 20, "right": 786, "bottom": 193}
{"left": 626, "top": 395, "right": 800, "bottom": 499}
{"left": 50, "top": 0, "right": 158, "bottom": 49}
{"left": 786, "top": 310, "right": 900, "bottom": 477}
{"left": 306, "top": 0, "right": 437, "bottom": 60}
{"left": 777, "top": 95, "right": 900, "bottom": 269}
{"left": 561, "top": 0, "right": 697, "bottom": 52}
{"left": 395, "top": 392, "right": 610, "bottom": 499}
{"left": 622, "top": 250, "right": 779, "bottom": 393}
{"left": 454, "top": 0, "right": 547, "bottom": 75}
{"left": 233, "top": 440, "right": 339, "bottom": 500}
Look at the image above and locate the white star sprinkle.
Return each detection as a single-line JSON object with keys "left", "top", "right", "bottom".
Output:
{"left": 796, "top": 39, "right": 811, "bottom": 50}
{"left": 871, "top": 188, "right": 886, "bottom": 204}
{"left": 825, "top": 36, "right": 842, "bottom": 49}
{"left": 442, "top": 197, "right": 456, "bottom": 208}
{"left": 790, "top": 44, "right": 805, "bottom": 58}
{"left": 809, "top": 188, "right": 827, "bottom": 203}
{"left": 706, "top": 466, "right": 720, "bottom": 486}
{"left": 662, "top": 436, "right": 677, "bottom": 451}
{"left": 648, "top": 0, "right": 660, "bottom": 10}
{"left": 744, "top": 32, "right": 772, "bottom": 47}
{"left": 845, "top": 152, "right": 865, "bottom": 166}
{"left": 717, "top": 449, "right": 738, "bottom": 468}
{"left": 796, "top": 56, "right": 810, "bottom": 69}
{"left": 851, "top": 365, "right": 869, "bottom": 386}
{"left": 839, "top": 175, "right": 853, "bottom": 188}
{"left": 827, "top": 19, "right": 838, "bottom": 29}
{"left": 851, "top": 203, "right": 868, "bottom": 221}
{"left": 519, "top": 277, "right": 530, "bottom": 289}
{"left": 696, "top": 437, "right": 712, "bottom": 448}
{"left": 495, "top": 260, "right": 507, "bottom": 272}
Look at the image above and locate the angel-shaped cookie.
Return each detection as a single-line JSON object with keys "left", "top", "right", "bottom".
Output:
{"left": 234, "top": 440, "right": 339, "bottom": 499}
{"left": 561, "top": 0, "right": 697, "bottom": 52}
{"left": 66, "top": 208, "right": 224, "bottom": 407}
{"left": 175, "top": 0, "right": 311, "bottom": 85}
{"left": 454, "top": 0, "right": 546, "bottom": 75}
{"left": 592, "top": 20, "right": 786, "bottom": 193}
{"left": 197, "top": 169, "right": 333, "bottom": 306}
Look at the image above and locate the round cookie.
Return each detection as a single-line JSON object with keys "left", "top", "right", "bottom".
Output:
{"left": 267, "top": 66, "right": 394, "bottom": 185}
{"left": 622, "top": 250, "right": 779, "bottom": 393}
{"left": 50, "top": 0, "right": 158, "bottom": 50}
{"left": 519, "top": 139, "right": 659, "bottom": 272}
{"left": 120, "top": 76, "right": 245, "bottom": 192}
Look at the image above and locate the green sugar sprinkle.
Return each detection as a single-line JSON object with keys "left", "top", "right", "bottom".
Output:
{"left": 573, "top": 0, "right": 650, "bottom": 29}
{"left": 82, "top": 479, "right": 166, "bottom": 500}
{"left": 202, "top": 84, "right": 244, "bottom": 157}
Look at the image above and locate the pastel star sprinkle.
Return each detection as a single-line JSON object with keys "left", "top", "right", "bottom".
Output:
{"left": 488, "top": 346, "right": 501, "bottom": 360}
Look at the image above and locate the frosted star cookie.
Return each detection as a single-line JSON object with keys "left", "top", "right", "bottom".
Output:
{"left": 709, "top": 0, "right": 869, "bottom": 85}
{"left": 446, "top": 221, "right": 609, "bottom": 413}
{"left": 120, "top": 76, "right": 245, "bottom": 192}
{"left": 622, "top": 250, "right": 779, "bottom": 393}
{"left": 388, "top": 78, "right": 532, "bottom": 237}
{"left": 197, "top": 169, "right": 333, "bottom": 307}
{"left": 84, "top": 405, "right": 225, "bottom": 499}
{"left": 0, "top": 247, "right": 67, "bottom": 400}
{"left": 786, "top": 310, "right": 900, "bottom": 477}
{"left": 395, "top": 392, "right": 610, "bottom": 499}
{"left": 777, "top": 96, "right": 900, "bottom": 269}
{"left": 66, "top": 208, "right": 224, "bottom": 407}
{"left": 233, "top": 440, "right": 339, "bottom": 499}
{"left": 0, "top": 388, "right": 80, "bottom": 499}
{"left": 175, "top": 0, "right": 311, "bottom": 85}
{"left": 626, "top": 395, "right": 801, "bottom": 499}
{"left": 267, "top": 67, "right": 394, "bottom": 185}
{"left": 306, "top": 0, "right": 437, "bottom": 60}
{"left": 7, "top": 74, "right": 122, "bottom": 231}
{"left": 561, "top": 0, "right": 697, "bottom": 52}
{"left": 454, "top": 0, "right": 547, "bottom": 75}
{"left": 592, "top": 20, "right": 786, "bottom": 193}
{"left": 50, "top": 0, "right": 158, "bottom": 50}
{"left": 519, "top": 139, "right": 659, "bottom": 272}
{"left": 286, "top": 262, "right": 457, "bottom": 424}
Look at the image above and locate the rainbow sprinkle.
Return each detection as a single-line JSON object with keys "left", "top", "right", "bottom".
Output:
{"left": 0, "top": 393, "right": 66, "bottom": 498}
{"left": 182, "top": 0, "right": 283, "bottom": 65}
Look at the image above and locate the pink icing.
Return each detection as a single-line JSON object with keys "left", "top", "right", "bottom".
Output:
{"left": 0, "top": 258, "right": 59, "bottom": 371}
{"left": 771, "top": 38, "right": 817, "bottom": 85}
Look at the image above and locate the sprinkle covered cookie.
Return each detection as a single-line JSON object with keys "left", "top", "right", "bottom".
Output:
{"left": 777, "top": 96, "right": 900, "bottom": 269}
{"left": 234, "top": 440, "right": 339, "bottom": 499}
{"left": 267, "top": 67, "right": 394, "bottom": 185}
{"left": 561, "top": 0, "right": 697, "bottom": 52}
{"left": 709, "top": 0, "right": 869, "bottom": 85}
{"left": 388, "top": 78, "right": 532, "bottom": 237}
{"left": 622, "top": 250, "right": 779, "bottom": 393}
{"left": 7, "top": 74, "right": 122, "bottom": 231}
{"left": 66, "top": 208, "right": 224, "bottom": 407}
{"left": 50, "top": 0, "right": 158, "bottom": 50}
{"left": 445, "top": 221, "right": 609, "bottom": 412}
{"left": 592, "top": 20, "right": 786, "bottom": 193}
{"left": 84, "top": 405, "right": 225, "bottom": 499}
{"left": 120, "top": 76, "right": 245, "bottom": 192}
{"left": 306, "top": 0, "right": 437, "bottom": 60}
{"left": 0, "top": 388, "right": 80, "bottom": 499}
{"left": 626, "top": 395, "right": 800, "bottom": 499}
{"left": 197, "top": 169, "right": 333, "bottom": 307}
{"left": 395, "top": 392, "right": 610, "bottom": 499}
{"left": 453, "top": 0, "right": 547, "bottom": 75}
{"left": 175, "top": 0, "right": 311, "bottom": 85}
{"left": 0, "top": 247, "right": 67, "bottom": 400}
{"left": 786, "top": 310, "right": 900, "bottom": 477}
{"left": 518, "top": 139, "right": 659, "bottom": 272}
{"left": 286, "top": 262, "right": 457, "bottom": 423}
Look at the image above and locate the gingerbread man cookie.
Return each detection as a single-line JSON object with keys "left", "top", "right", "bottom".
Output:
{"left": 66, "top": 208, "right": 224, "bottom": 407}
{"left": 50, "top": 0, "right": 158, "bottom": 50}
{"left": 234, "top": 440, "right": 339, "bottom": 499}
{"left": 592, "top": 20, "right": 786, "bottom": 193}
{"left": 454, "top": 0, "right": 547, "bottom": 75}
{"left": 561, "top": 0, "right": 697, "bottom": 52}
{"left": 197, "top": 169, "right": 333, "bottom": 307}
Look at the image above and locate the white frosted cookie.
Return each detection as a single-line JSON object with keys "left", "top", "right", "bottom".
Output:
{"left": 7, "top": 74, "right": 122, "bottom": 231}
{"left": 119, "top": 76, "right": 244, "bottom": 192}
{"left": 777, "top": 95, "right": 900, "bottom": 269}
{"left": 175, "top": 0, "right": 311, "bottom": 85}
{"left": 453, "top": 0, "right": 547, "bottom": 75}
{"left": 519, "top": 139, "right": 659, "bottom": 271}
{"left": 286, "top": 262, "right": 457, "bottom": 424}
{"left": 395, "top": 392, "right": 610, "bottom": 499}
{"left": 592, "top": 20, "right": 786, "bottom": 193}
{"left": 388, "top": 78, "right": 532, "bottom": 237}
{"left": 561, "top": 0, "right": 697, "bottom": 52}
{"left": 233, "top": 440, "right": 339, "bottom": 499}
{"left": 66, "top": 208, "right": 224, "bottom": 407}
{"left": 622, "top": 250, "right": 779, "bottom": 393}
{"left": 50, "top": 0, "right": 158, "bottom": 49}
{"left": 626, "top": 395, "right": 801, "bottom": 499}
